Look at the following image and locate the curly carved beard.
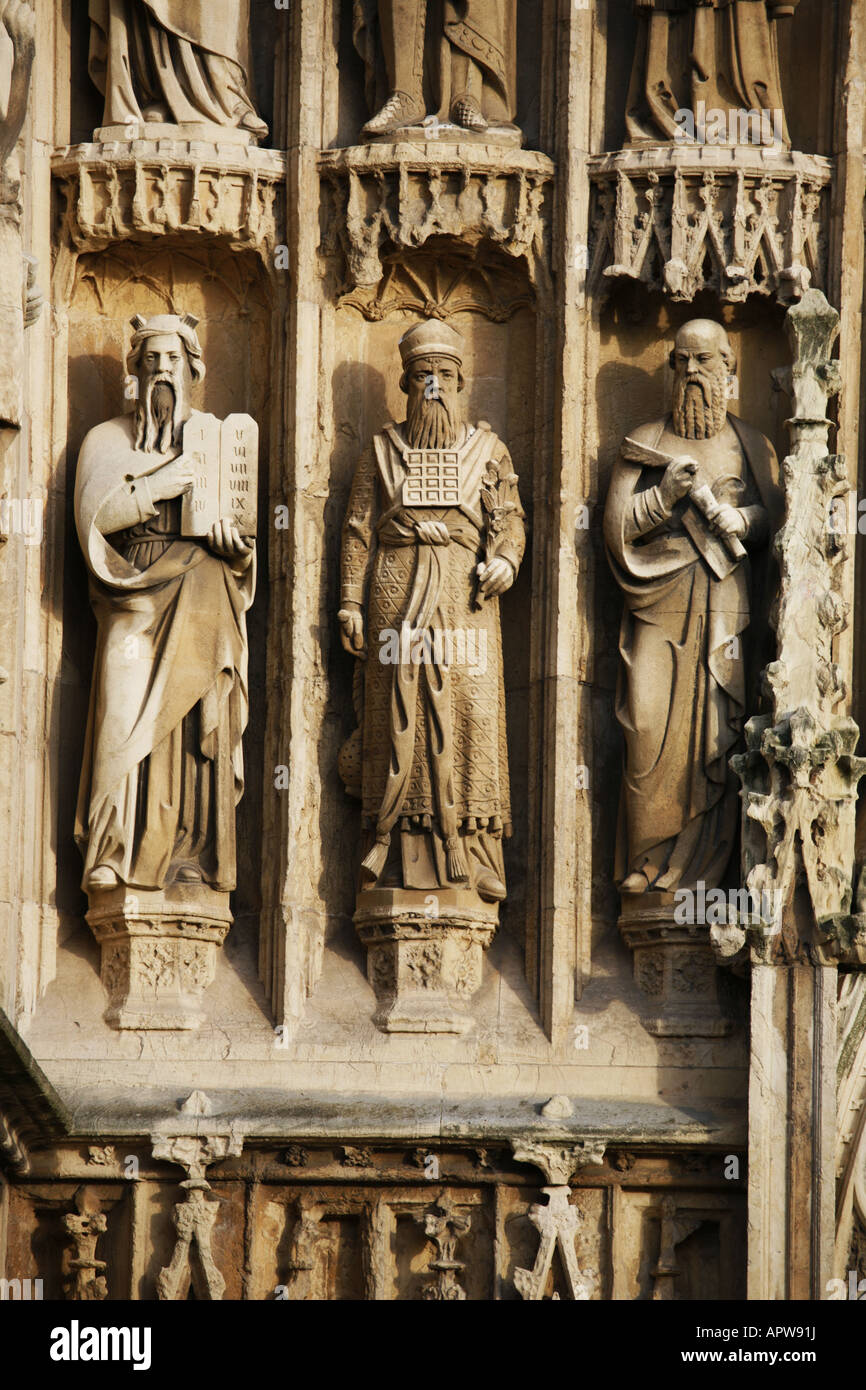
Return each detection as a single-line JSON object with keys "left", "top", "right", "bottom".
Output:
{"left": 405, "top": 391, "right": 459, "bottom": 450}
{"left": 134, "top": 377, "right": 182, "bottom": 453}
{"left": 672, "top": 370, "right": 728, "bottom": 440}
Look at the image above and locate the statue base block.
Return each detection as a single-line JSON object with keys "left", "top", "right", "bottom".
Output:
{"left": 94, "top": 122, "right": 255, "bottom": 147}
{"left": 86, "top": 885, "right": 232, "bottom": 1031}
{"left": 618, "top": 893, "right": 732, "bottom": 1037}
{"left": 354, "top": 889, "right": 497, "bottom": 1034}
{"left": 366, "top": 122, "right": 523, "bottom": 149}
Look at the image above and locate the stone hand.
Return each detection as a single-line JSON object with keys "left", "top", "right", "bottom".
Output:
{"left": 151, "top": 454, "right": 195, "bottom": 501}
{"left": 338, "top": 604, "right": 366, "bottom": 658}
{"left": 476, "top": 556, "right": 514, "bottom": 597}
{"left": 659, "top": 456, "right": 698, "bottom": 510}
{"left": 2, "top": 0, "right": 35, "bottom": 60}
{"left": 707, "top": 503, "right": 748, "bottom": 539}
{"left": 208, "top": 518, "right": 254, "bottom": 568}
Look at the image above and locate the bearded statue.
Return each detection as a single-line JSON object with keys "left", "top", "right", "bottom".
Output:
{"left": 74, "top": 314, "right": 255, "bottom": 896}
{"left": 338, "top": 320, "right": 524, "bottom": 1028}
{"left": 604, "top": 319, "right": 782, "bottom": 900}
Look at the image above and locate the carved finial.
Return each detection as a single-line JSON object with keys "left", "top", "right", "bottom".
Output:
{"left": 182, "top": 312, "right": 200, "bottom": 329}
{"left": 540, "top": 1095, "right": 573, "bottom": 1120}
{"left": 179, "top": 1090, "right": 213, "bottom": 1117}
{"left": 129, "top": 313, "right": 146, "bottom": 331}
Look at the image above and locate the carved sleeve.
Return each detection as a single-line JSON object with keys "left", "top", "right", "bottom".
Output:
{"left": 740, "top": 504, "right": 769, "bottom": 545}
{"left": 486, "top": 445, "right": 526, "bottom": 573}
{"left": 95, "top": 474, "right": 159, "bottom": 538}
{"left": 341, "top": 448, "right": 378, "bottom": 605}
{"left": 622, "top": 483, "right": 672, "bottom": 543}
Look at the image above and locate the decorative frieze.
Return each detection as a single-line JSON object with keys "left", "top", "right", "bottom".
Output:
{"left": 589, "top": 148, "right": 830, "bottom": 307}
{"left": 51, "top": 142, "right": 285, "bottom": 300}
{"left": 320, "top": 143, "right": 553, "bottom": 293}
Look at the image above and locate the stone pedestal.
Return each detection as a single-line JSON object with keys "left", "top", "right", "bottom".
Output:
{"left": 86, "top": 886, "right": 231, "bottom": 1031}
{"left": 619, "top": 893, "right": 731, "bottom": 1037}
{"left": 365, "top": 123, "right": 522, "bottom": 148}
{"left": 94, "top": 123, "right": 254, "bottom": 146}
{"left": 354, "top": 888, "right": 497, "bottom": 1034}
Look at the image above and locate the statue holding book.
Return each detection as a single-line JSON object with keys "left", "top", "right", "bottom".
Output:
{"left": 604, "top": 319, "right": 782, "bottom": 901}
{"left": 75, "top": 313, "right": 257, "bottom": 898}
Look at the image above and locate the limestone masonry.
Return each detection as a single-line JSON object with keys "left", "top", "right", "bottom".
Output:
{"left": 0, "top": 0, "right": 864, "bottom": 1303}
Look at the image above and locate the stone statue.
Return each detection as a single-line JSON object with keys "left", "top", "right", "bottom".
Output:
{"left": 339, "top": 319, "right": 524, "bottom": 1029}
{"left": 75, "top": 313, "right": 256, "bottom": 896}
{"left": 0, "top": 0, "right": 38, "bottom": 431}
{"left": 353, "top": 0, "right": 518, "bottom": 140}
{"left": 88, "top": 1, "right": 268, "bottom": 140}
{"left": 0, "top": 0, "right": 34, "bottom": 168}
{"left": 604, "top": 319, "right": 782, "bottom": 899}
{"left": 626, "top": 0, "right": 799, "bottom": 146}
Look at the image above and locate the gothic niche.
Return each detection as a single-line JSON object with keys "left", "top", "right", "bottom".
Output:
{"left": 602, "top": 312, "right": 784, "bottom": 1034}
{"left": 74, "top": 312, "right": 257, "bottom": 1028}
{"left": 338, "top": 317, "right": 524, "bottom": 1031}
{"left": 62, "top": 245, "right": 272, "bottom": 1031}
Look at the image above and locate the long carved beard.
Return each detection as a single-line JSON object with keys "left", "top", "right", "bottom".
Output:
{"left": 405, "top": 393, "right": 459, "bottom": 450}
{"left": 672, "top": 372, "right": 728, "bottom": 440}
{"left": 134, "top": 378, "right": 182, "bottom": 453}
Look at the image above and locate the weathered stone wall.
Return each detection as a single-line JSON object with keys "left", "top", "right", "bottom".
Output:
{"left": 0, "top": 0, "right": 863, "bottom": 1303}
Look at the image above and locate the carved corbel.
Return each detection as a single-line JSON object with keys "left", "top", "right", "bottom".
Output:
{"left": 589, "top": 152, "right": 830, "bottom": 310}
{"left": 319, "top": 146, "right": 554, "bottom": 297}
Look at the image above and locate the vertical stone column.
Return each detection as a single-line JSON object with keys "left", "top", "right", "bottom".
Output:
{"left": 723, "top": 290, "right": 866, "bottom": 1298}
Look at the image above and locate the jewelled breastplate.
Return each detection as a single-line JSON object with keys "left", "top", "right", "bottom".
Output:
{"left": 402, "top": 450, "right": 460, "bottom": 508}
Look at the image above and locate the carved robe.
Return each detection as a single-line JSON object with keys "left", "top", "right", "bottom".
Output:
{"left": 341, "top": 422, "right": 524, "bottom": 893}
{"left": 604, "top": 413, "right": 781, "bottom": 893}
{"left": 88, "top": 0, "right": 260, "bottom": 130}
{"left": 353, "top": 0, "right": 517, "bottom": 126}
{"left": 626, "top": 0, "right": 798, "bottom": 145}
{"left": 74, "top": 412, "right": 254, "bottom": 891}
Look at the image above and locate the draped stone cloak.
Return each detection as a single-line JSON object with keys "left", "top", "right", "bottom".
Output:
{"left": 74, "top": 412, "right": 254, "bottom": 891}
{"left": 88, "top": 0, "right": 258, "bottom": 129}
{"left": 353, "top": 0, "right": 517, "bottom": 126}
{"left": 341, "top": 421, "right": 524, "bottom": 893}
{"left": 604, "top": 413, "right": 781, "bottom": 893}
{"left": 626, "top": 0, "right": 798, "bottom": 146}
